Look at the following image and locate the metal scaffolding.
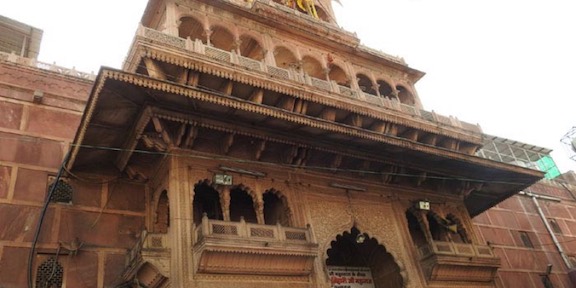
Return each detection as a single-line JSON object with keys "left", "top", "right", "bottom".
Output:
{"left": 477, "top": 134, "right": 560, "bottom": 178}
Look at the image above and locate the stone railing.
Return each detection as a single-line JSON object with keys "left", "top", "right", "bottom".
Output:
{"left": 194, "top": 216, "right": 314, "bottom": 244}
{"left": 418, "top": 241, "right": 496, "bottom": 259}
{"left": 134, "top": 26, "right": 482, "bottom": 135}
{"left": 0, "top": 51, "right": 96, "bottom": 80}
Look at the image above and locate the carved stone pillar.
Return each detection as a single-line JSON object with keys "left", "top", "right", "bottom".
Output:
{"left": 204, "top": 29, "right": 213, "bottom": 46}
{"left": 163, "top": 1, "right": 180, "bottom": 36}
{"left": 167, "top": 157, "right": 193, "bottom": 286}
{"left": 255, "top": 200, "right": 265, "bottom": 225}
{"left": 220, "top": 187, "right": 231, "bottom": 221}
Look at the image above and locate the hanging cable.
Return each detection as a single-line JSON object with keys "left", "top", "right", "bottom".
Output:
{"left": 27, "top": 151, "right": 70, "bottom": 288}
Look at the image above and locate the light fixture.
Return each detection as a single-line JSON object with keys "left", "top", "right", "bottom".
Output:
{"left": 213, "top": 173, "right": 233, "bottom": 185}
{"left": 329, "top": 182, "right": 366, "bottom": 192}
{"left": 356, "top": 233, "right": 366, "bottom": 244}
{"left": 416, "top": 200, "right": 430, "bottom": 210}
{"left": 219, "top": 166, "right": 266, "bottom": 177}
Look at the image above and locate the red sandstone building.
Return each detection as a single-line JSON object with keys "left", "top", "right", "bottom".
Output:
{"left": 0, "top": 1, "right": 574, "bottom": 287}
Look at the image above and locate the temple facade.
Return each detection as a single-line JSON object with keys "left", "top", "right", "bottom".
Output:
{"left": 0, "top": 1, "right": 563, "bottom": 287}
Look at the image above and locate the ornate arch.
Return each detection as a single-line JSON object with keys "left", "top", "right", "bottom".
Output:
{"left": 232, "top": 183, "right": 258, "bottom": 204}
{"left": 194, "top": 178, "right": 220, "bottom": 190}
{"left": 153, "top": 190, "right": 170, "bottom": 233}
{"left": 192, "top": 179, "right": 224, "bottom": 223}
{"left": 356, "top": 72, "right": 377, "bottom": 95}
{"left": 178, "top": 15, "right": 207, "bottom": 42}
{"left": 208, "top": 24, "right": 236, "bottom": 51}
{"left": 323, "top": 225, "right": 408, "bottom": 288}
{"left": 272, "top": 45, "right": 299, "bottom": 69}
{"left": 263, "top": 188, "right": 293, "bottom": 226}
{"left": 238, "top": 33, "right": 266, "bottom": 60}
{"left": 395, "top": 84, "right": 416, "bottom": 105}
{"left": 229, "top": 183, "right": 259, "bottom": 223}
{"left": 376, "top": 78, "right": 395, "bottom": 99}
{"left": 328, "top": 63, "right": 350, "bottom": 87}
{"left": 301, "top": 54, "right": 326, "bottom": 79}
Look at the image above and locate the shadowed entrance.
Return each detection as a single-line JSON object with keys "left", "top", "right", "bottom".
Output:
{"left": 326, "top": 227, "right": 403, "bottom": 288}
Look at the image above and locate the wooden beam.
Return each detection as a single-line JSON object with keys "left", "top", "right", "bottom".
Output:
{"left": 248, "top": 88, "right": 264, "bottom": 104}
{"left": 143, "top": 58, "right": 167, "bottom": 80}
{"left": 183, "top": 125, "right": 198, "bottom": 149}
{"left": 320, "top": 108, "right": 336, "bottom": 122}
{"left": 220, "top": 80, "right": 234, "bottom": 96}
{"left": 293, "top": 99, "right": 308, "bottom": 114}
{"left": 221, "top": 133, "right": 235, "bottom": 155}
{"left": 330, "top": 154, "right": 342, "bottom": 170}
{"left": 254, "top": 140, "right": 266, "bottom": 161}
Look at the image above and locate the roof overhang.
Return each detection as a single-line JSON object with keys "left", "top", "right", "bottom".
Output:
{"left": 69, "top": 68, "right": 543, "bottom": 216}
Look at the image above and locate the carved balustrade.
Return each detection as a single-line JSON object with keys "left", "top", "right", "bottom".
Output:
{"left": 192, "top": 215, "right": 318, "bottom": 275}
{"left": 417, "top": 241, "right": 500, "bottom": 283}
{"left": 133, "top": 25, "right": 482, "bottom": 135}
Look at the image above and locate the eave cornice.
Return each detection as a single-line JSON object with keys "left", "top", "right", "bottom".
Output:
{"left": 69, "top": 68, "right": 543, "bottom": 181}
{"left": 130, "top": 41, "right": 482, "bottom": 145}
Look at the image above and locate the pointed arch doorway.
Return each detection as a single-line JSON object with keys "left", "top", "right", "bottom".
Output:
{"left": 326, "top": 227, "right": 404, "bottom": 288}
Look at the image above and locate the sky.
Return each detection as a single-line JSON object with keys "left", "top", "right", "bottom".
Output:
{"left": 3, "top": 0, "right": 575, "bottom": 173}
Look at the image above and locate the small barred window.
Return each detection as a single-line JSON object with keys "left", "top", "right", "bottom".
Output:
{"left": 36, "top": 257, "right": 63, "bottom": 288}
{"left": 48, "top": 178, "right": 73, "bottom": 203}
{"left": 519, "top": 231, "right": 534, "bottom": 248}
{"left": 549, "top": 219, "right": 562, "bottom": 234}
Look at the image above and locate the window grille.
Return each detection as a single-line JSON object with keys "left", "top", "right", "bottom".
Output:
{"left": 47, "top": 178, "right": 73, "bottom": 203}
{"left": 36, "top": 257, "right": 63, "bottom": 288}
{"left": 519, "top": 231, "right": 534, "bottom": 248}
{"left": 549, "top": 219, "right": 562, "bottom": 234}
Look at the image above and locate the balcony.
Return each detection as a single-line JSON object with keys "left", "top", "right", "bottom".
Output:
{"left": 418, "top": 241, "right": 500, "bottom": 283}
{"left": 128, "top": 25, "right": 482, "bottom": 136}
{"left": 193, "top": 216, "right": 318, "bottom": 276}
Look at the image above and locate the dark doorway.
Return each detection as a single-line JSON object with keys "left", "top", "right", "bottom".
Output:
{"left": 229, "top": 187, "right": 258, "bottom": 223}
{"left": 263, "top": 190, "right": 290, "bottom": 226}
{"left": 193, "top": 182, "right": 223, "bottom": 225}
{"left": 326, "top": 227, "right": 403, "bottom": 288}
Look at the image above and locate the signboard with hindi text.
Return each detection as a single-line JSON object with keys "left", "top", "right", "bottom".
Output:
{"left": 328, "top": 266, "right": 375, "bottom": 288}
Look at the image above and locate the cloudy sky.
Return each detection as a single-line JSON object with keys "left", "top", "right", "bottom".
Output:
{"left": 3, "top": 0, "right": 575, "bottom": 172}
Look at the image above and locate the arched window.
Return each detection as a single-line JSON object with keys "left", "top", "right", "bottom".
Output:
{"left": 427, "top": 211, "right": 450, "bottom": 241}
{"left": 396, "top": 85, "right": 415, "bottom": 105}
{"left": 377, "top": 79, "right": 394, "bottom": 100}
{"left": 238, "top": 34, "right": 265, "bottom": 61}
{"left": 209, "top": 25, "right": 235, "bottom": 51}
{"left": 263, "top": 190, "right": 291, "bottom": 226}
{"left": 230, "top": 187, "right": 258, "bottom": 223}
{"left": 328, "top": 64, "right": 350, "bottom": 87}
{"left": 357, "top": 73, "right": 376, "bottom": 95}
{"left": 301, "top": 56, "right": 324, "bottom": 79}
{"left": 179, "top": 17, "right": 205, "bottom": 42}
{"left": 406, "top": 210, "right": 427, "bottom": 247}
{"left": 274, "top": 46, "right": 299, "bottom": 70}
{"left": 193, "top": 182, "right": 223, "bottom": 225}
{"left": 154, "top": 190, "right": 169, "bottom": 233}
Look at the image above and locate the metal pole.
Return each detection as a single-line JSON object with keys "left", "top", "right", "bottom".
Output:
{"left": 526, "top": 191, "right": 572, "bottom": 269}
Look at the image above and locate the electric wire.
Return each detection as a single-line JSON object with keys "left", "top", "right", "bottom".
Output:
{"left": 27, "top": 151, "right": 70, "bottom": 288}
{"left": 0, "top": 133, "right": 543, "bottom": 186}
{"left": 5, "top": 8, "right": 573, "bottom": 287}
{"left": 1, "top": 53, "right": 541, "bottom": 188}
